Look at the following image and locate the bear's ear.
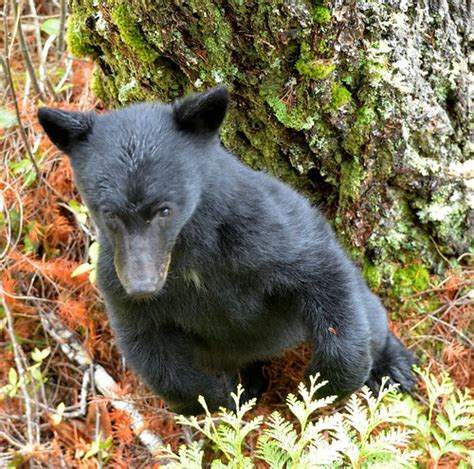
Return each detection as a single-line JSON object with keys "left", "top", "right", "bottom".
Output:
{"left": 37, "top": 107, "right": 96, "bottom": 153}
{"left": 172, "top": 86, "right": 229, "bottom": 134}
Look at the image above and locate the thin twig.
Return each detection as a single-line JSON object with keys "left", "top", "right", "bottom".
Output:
{"left": 62, "top": 369, "right": 90, "bottom": 418}
{"left": 27, "top": 0, "right": 42, "bottom": 62}
{"left": 3, "top": 3, "right": 35, "bottom": 160}
{"left": 55, "top": 55, "right": 74, "bottom": 93}
{"left": 40, "top": 33, "right": 60, "bottom": 100}
{"left": 427, "top": 313, "right": 473, "bottom": 347}
{"left": 0, "top": 179, "right": 24, "bottom": 259}
{"left": 10, "top": 0, "right": 45, "bottom": 100}
{"left": 1, "top": 43, "right": 41, "bottom": 179}
{"left": 1, "top": 292, "right": 37, "bottom": 450}
{"left": 0, "top": 430, "right": 25, "bottom": 449}
{"left": 57, "top": 0, "right": 67, "bottom": 57}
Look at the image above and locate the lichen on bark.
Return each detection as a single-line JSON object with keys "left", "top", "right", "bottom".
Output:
{"left": 67, "top": 0, "right": 472, "bottom": 286}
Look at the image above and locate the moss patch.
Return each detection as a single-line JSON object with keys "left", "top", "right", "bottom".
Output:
{"left": 66, "top": 13, "right": 97, "bottom": 57}
{"left": 296, "top": 43, "right": 335, "bottom": 80}
{"left": 110, "top": 4, "right": 158, "bottom": 63}
{"left": 339, "top": 158, "right": 366, "bottom": 205}
{"left": 342, "top": 106, "right": 378, "bottom": 156}
{"left": 296, "top": 58, "right": 335, "bottom": 80}
{"left": 392, "top": 264, "right": 430, "bottom": 297}
{"left": 330, "top": 84, "right": 352, "bottom": 109}
{"left": 312, "top": 6, "right": 332, "bottom": 25}
{"left": 267, "top": 96, "right": 314, "bottom": 131}
{"left": 362, "top": 259, "right": 382, "bottom": 290}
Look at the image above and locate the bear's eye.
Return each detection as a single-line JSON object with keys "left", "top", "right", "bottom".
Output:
{"left": 104, "top": 211, "right": 118, "bottom": 221}
{"left": 157, "top": 206, "right": 171, "bottom": 218}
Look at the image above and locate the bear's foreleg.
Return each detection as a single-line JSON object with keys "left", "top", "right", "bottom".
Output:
{"left": 116, "top": 324, "right": 236, "bottom": 415}
{"left": 304, "top": 299, "right": 373, "bottom": 398}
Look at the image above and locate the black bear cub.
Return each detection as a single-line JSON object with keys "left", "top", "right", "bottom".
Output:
{"left": 38, "top": 87, "right": 415, "bottom": 414}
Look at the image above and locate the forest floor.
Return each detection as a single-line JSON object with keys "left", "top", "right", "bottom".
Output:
{"left": 0, "top": 3, "right": 472, "bottom": 468}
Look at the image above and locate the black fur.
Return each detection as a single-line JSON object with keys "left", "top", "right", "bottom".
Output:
{"left": 37, "top": 108, "right": 95, "bottom": 152}
{"left": 38, "top": 88, "right": 416, "bottom": 414}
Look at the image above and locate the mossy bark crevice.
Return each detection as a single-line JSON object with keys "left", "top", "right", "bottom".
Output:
{"left": 67, "top": 0, "right": 472, "bottom": 284}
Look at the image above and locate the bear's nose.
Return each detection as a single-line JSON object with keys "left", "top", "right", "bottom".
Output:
{"left": 125, "top": 280, "right": 158, "bottom": 298}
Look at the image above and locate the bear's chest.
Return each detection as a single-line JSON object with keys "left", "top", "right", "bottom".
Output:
{"left": 158, "top": 269, "right": 305, "bottom": 364}
{"left": 157, "top": 267, "right": 272, "bottom": 333}
{"left": 104, "top": 264, "right": 307, "bottom": 369}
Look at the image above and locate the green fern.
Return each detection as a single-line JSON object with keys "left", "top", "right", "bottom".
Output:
{"left": 390, "top": 368, "right": 474, "bottom": 466}
{"left": 330, "top": 380, "right": 417, "bottom": 467}
{"left": 255, "top": 375, "right": 344, "bottom": 468}
{"left": 159, "top": 370, "right": 473, "bottom": 468}
{"left": 169, "top": 385, "right": 263, "bottom": 468}
{"left": 159, "top": 441, "right": 204, "bottom": 469}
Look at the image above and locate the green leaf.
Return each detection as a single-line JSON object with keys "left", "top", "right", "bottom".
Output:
{"left": 71, "top": 262, "right": 94, "bottom": 277}
{"left": 32, "top": 347, "right": 50, "bottom": 363}
{"left": 88, "top": 268, "right": 97, "bottom": 284}
{"left": 41, "top": 18, "right": 61, "bottom": 36}
{"left": 68, "top": 199, "right": 81, "bottom": 212}
{"left": 68, "top": 200, "right": 88, "bottom": 214}
{"left": 9, "top": 158, "right": 30, "bottom": 174}
{"left": 88, "top": 241, "right": 100, "bottom": 264}
{"left": 31, "top": 348, "right": 42, "bottom": 363}
{"left": 0, "top": 107, "right": 18, "bottom": 128}
{"left": 30, "top": 364, "right": 43, "bottom": 381}
{"left": 9, "top": 159, "right": 37, "bottom": 186}
{"left": 68, "top": 200, "right": 88, "bottom": 224}
{"left": 24, "top": 170, "right": 37, "bottom": 186}
{"left": 7, "top": 384, "right": 18, "bottom": 398}
{"left": 9, "top": 367, "right": 18, "bottom": 386}
{"left": 83, "top": 439, "right": 99, "bottom": 460}
{"left": 52, "top": 402, "right": 66, "bottom": 425}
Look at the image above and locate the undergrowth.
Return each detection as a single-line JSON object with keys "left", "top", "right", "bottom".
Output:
{"left": 160, "top": 371, "right": 473, "bottom": 468}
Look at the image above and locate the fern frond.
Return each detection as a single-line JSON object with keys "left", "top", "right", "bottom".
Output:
{"left": 344, "top": 393, "right": 370, "bottom": 439}
{"left": 304, "top": 439, "right": 345, "bottom": 466}
{"left": 263, "top": 412, "right": 299, "bottom": 455}
{"left": 255, "top": 435, "right": 290, "bottom": 469}
{"left": 416, "top": 367, "right": 453, "bottom": 419}
{"left": 286, "top": 374, "right": 336, "bottom": 431}
{"left": 159, "top": 442, "right": 204, "bottom": 469}
{"left": 363, "top": 427, "right": 414, "bottom": 458}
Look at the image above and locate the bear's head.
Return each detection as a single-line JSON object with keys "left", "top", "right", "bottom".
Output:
{"left": 38, "top": 87, "right": 229, "bottom": 298}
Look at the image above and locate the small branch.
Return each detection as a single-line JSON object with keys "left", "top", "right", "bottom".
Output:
{"left": 10, "top": 0, "right": 45, "bottom": 100}
{"left": 427, "top": 313, "right": 473, "bottom": 347}
{"left": 2, "top": 3, "right": 39, "bottom": 176}
{"left": 57, "top": 0, "right": 67, "bottom": 57}
{"left": 26, "top": 0, "right": 42, "bottom": 62}
{"left": 39, "top": 309, "right": 92, "bottom": 367}
{"left": 39, "top": 32, "right": 59, "bottom": 101}
{"left": 1, "top": 292, "right": 37, "bottom": 450}
{"left": 0, "top": 54, "right": 41, "bottom": 180}
{"left": 94, "top": 366, "right": 166, "bottom": 455}
{"left": 35, "top": 370, "right": 91, "bottom": 419}
{"left": 63, "top": 369, "right": 90, "bottom": 419}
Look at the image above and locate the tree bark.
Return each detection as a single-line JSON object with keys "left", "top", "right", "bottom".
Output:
{"left": 67, "top": 0, "right": 472, "bottom": 287}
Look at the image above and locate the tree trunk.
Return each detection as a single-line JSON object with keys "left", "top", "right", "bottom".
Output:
{"left": 67, "top": 0, "right": 472, "bottom": 288}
